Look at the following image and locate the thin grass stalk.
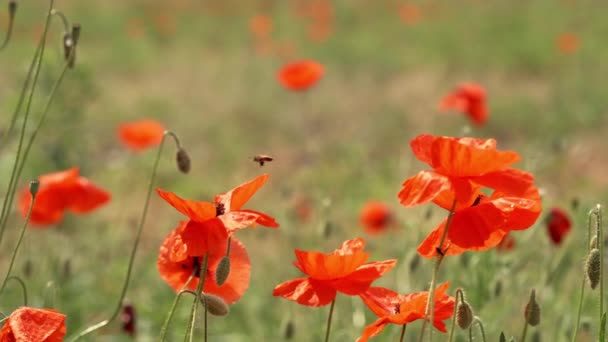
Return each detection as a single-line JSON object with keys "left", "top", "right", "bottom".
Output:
{"left": 0, "top": 1, "right": 16, "bottom": 50}
{"left": 596, "top": 205, "right": 604, "bottom": 334}
{"left": 5, "top": 276, "right": 28, "bottom": 306}
{"left": 520, "top": 321, "right": 528, "bottom": 342}
{"left": 571, "top": 207, "right": 595, "bottom": 342}
{"left": 159, "top": 275, "right": 195, "bottom": 341}
{"left": 184, "top": 254, "right": 209, "bottom": 342}
{"left": 68, "top": 131, "right": 180, "bottom": 341}
{"left": 399, "top": 324, "right": 407, "bottom": 342}
{"left": 447, "top": 289, "right": 465, "bottom": 342}
{"left": 324, "top": 298, "right": 336, "bottom": 342}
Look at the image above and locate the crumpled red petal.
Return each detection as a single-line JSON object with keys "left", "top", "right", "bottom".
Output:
{"left": 214, "top": 174, "right": 269, "bottom": 211}
{"left": 272, "top": 277, "right": 336, "bottom": 307}
{"left": 156, "top": 188, "right": 216, "bottom": 222}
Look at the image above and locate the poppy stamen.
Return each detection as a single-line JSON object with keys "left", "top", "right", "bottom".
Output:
{"left": 471, "top": 195, "right": 482, "bottom": 207}
{"left": 215, "top": 203, "right": 226, "bottom": 216}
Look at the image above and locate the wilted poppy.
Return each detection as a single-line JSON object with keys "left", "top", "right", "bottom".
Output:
{"left": 277, "top": 60, "right": 324, "bottom": 91}
{"left": 117, "top": 119, "right": 165, "bottom": 151}
{"left": 545, "top": 207, "right": 572, "bottom": 245}
{"left": 18, "top": 167, "right": 111, "bottom": 226}
{"left": 357, "top": 282, "right": 454, "bottom": 341}
{"left": 157, "top": 174, "right": 278, "bottom": 256}
{"left": 439, "top": 83, "right": 488, "bottom": 126}
{"left": 556, "top": 32, "right": 580, "bottom": 54}
{"left": 273, "top": 238, "right": 397, "bottom": 306}
{"left": 0, "top": 307, "right": 66, "bottom": 342}
{"left": 360, "top": 201, "right": 394, "bottom": 235}
{"left": 157, "top": 221, "right": 251, "bottom": 304}
{"left": 398, "top": 134, "right": 541, "bottom": 258}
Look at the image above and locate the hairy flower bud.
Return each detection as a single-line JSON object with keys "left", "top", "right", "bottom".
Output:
{"left": 215, "top": 256, "right": 231, "bottom": 286}
{"left": 201, "top": 293, "right": 229, "bottom": 316}
{"left": 456, "top": 300, "right": 474, "bottom": 329}
{"left": 176, "top": 148, "right": 191, "bottom": 174}
{"left": 524, "top": 289, "right": 541, "bottom": 326}
{"left": 586, "top": 248, "right": 601, "bottom": 289}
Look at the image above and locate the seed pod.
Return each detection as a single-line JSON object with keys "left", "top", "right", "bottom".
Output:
{"left": 215, "top": 256, "right": 231, "bottom": 286}
{"left": 408, "top": 252, "right": 420, "bottom": 274}
{"left": 499, "top": 332, "right": 506, "bottom": 342}
{"left": 590, "top": 236, "right": 598, "bottom": 250}
{"left": 176, "top": 148, "right": 191, "bottom": 174}
{"left": 29, "top": 179, "right": 40, "bottom": 196}
{"left": 456, "top": 301, "right": 474, "bottom": 329}
{"left": 201, "top": 293, "right": 229, "bottom": 316}
{"left": 524, "top": 289, "right": 541, "bottom": 326}
{"left": 494, "top": 279, "right": 503, "bottom": 298}
{"left": 586, "top": 248, "right": 601, "bottom": 289}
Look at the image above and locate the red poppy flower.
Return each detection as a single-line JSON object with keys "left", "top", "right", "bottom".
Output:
{"left": 398, "top": 4, "right": 422, "bottom": 26}
{"left": 273, "top": 238, "right": 397, "bottom": 307}
{"left": 360, "top": 201, "right": 394, "bottom": 235}
{"left": 117, "top": 119, "right": 165, "bottom": 151}
{"left": 439, "top": 83, "right": 488, "bottom": 126}
{"left": 18, "top": 167, "right": 111, "bottom": 226}
{"left": 545, "top": 207, "right": 572, "bottom": 245}
{"left": 556, "top": 32, "right": 580, "bottom": 54}
{"left": 157, "top": 174, "right": 278, "bottom": 256}
{"left": 357, "top": 282, "right": 455, "bottom": 341}
{"left": 496, "top": 233, "right": 515, "bottom": 252}
{"left": 277, "top": 60, "right": 324, "bottom": 91}
{"left": 157, "top": 221, "right": 251, "bottom": 304}
{"left": 0, "top": 307, "right": 66, "bottom": 342}
{"left": 249, "top": 14, "right": 273, "bottom": 40}
{"left": 398, "top": 134, "right": 541, "bottom": 258}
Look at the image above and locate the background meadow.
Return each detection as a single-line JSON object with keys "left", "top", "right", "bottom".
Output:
{"left": 1, "top": 0, "right": 608, "bottom": 341}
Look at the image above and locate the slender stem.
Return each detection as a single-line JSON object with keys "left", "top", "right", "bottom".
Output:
{"left": 520, "top": 322, "right": 528, "bottom": 342}
{"left": 203, "top": 294, "right": 209, "bottom": 342}
{"left": 0, "top": 1, "right": 16, "bottom": 51}
{"left": 571, "top": 209, "right": 595, "bottom": 342}
{"left": 596, "top": 205, "right": 604, "bottom": 333}
{"left": 474, "top": 317, "right": 487, "bottom": 342}
{"left": 0, "top": 185, "right": 36, "bottom": 296}
{"left": 5, "top": 276, "right": 28, "bottom": 306}
{"left": 0, "top": 0, "right": 54, "bottom": 247}
{"left": 448, "top": 289, "right": 465, "bottom": 342}
{"left": 159, "top": 275, "right": 195, "bottom": 341}
{"left": 418, "top": 199, "right": 458, "bottom": 342}
{"left": 184, "top": 254, "right": 209, "bottom": 342}
{"left": 468, "top": 324, "right": 473, "bottom": 342}
{"left": 399, "top": 324, "right": 407, "bottom": 342}
{"left": 68, "top": 132, "right": 179, "bottom": 341}
{"left": 324, "top": 298, "right": 336, "bottom": 342}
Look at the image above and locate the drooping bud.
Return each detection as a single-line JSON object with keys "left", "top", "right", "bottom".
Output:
{"left": 62, "top": 33, "right": 74, "bottom": 66}
{"left": 456, "top": 300, "right": 474, "bottom": 329}
{"left": 23, "top": 259, "right": 32, "bottom": 278}
{"left": 215, "top": 256, "right": 231, "bottom": 286}
{"left": 408, "top": 252, "right": 420, "bottom": 274}
{"left": 8, "top": 1, "right": 17, "bottom": 18}
{"left": 499, "top": 332, "right": 506, "bottom": 342}
{"left": 282, "top": 319, "right": 295, "bottom": 339}
{"left": 29, "top": 179, "right": 40, "bottom": 197}
{"left": 120, "top": 301, "right": 137, "bottom": 337}
{"left": 524, "top": 289, "right": 541, "bottom": 326}
{"left": 586, "top": 248, "right": 601, "bottom": 289}
{"left": 176, "top": 148, "right": 191, "bottom": 174}
{"left": 571, "top": 197, "right": 580, "bottom": 211}
{"left": 71, "top": 24, "right": 81, "bottom": 46}
{"left": 201, "top": 293, "right": 230, "bottom": 316}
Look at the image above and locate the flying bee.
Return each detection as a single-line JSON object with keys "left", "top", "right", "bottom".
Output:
{"left": 253, "top": 155, "right": 273, "bottom": 166}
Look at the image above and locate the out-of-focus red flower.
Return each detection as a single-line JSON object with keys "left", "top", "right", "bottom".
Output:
{"left": 0, "top": 307, "right": 66, "bottom": 342}
{"left": 118, "top": 119, "right": 165, "bottom": 151}
{"left": 158, "top": 221, "right": 251, "bottom": 304}
{"left": 249, "top": 14, "right": 273, "bottom": 40}
{"left": 496, "top": 233, "right": 515, "bottom": 252}
{"left": 546, "top": 207, "right": 572, "bottom": 245}
{"left": 273, "top": 238, "right": 397, "bottom": 307}
{"left": 157, "top": 174, "right": 278, "bottom": 257}
{"left": 398, "top": 4, "right": 422, "bottom": 26}
{"left": 398, "top": 134, "right": 541, "bottom": 258}
{"left": 557, "top": 32, "right": 580, "bottom": 54}
{"left": 360, "top": 201, "right": 394, "bottom": 235}
{"left": 18, "top": 167, "right": 111, "bottom": 226}
{"left": 357, "top": 282, "right": 455, "bottom": 341}
{"left": 439, "top": 83, "right": 488, "bottom": 126}
{"left": 277, "top": 60, "right": 324, "bottom": 91}
{"left": 293, "top": 195, "right": 313, "bottom": 223}
{"left": 121, "top": 302, "right": 136, "bottom": 337}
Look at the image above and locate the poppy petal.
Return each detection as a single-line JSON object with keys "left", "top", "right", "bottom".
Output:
{"left": 272, "top": 277, "right": 336, "bottom": 307}
{"left": 203, "top": 237, "right": 251, "bottom": 304}
{"left": 156, "top": 188, "right": 216, "bottom": 222}
{"left": 398, "top": 171, "right": 451, "bottom": 207}
{"left": 294, "top": 248, "right": 369, "bottom": 280}
{"left": 118, "top": 119, "right": 165, "bottom": 151}
{"left": 472, "top": 168, "right": 535, "bottom": 196}
{"left": 238, "top": 209, "right": 279, "bottom": 227}
{"left": 359, "top": 286, "right": 402, "bottom": 317}
{"left": 6, "top": 307, "right": 66, "bottom": 342}
{"left": 179, "top": 218, "right": 229, "bottom": 257}
{"left": 69, "top": 177, "right": 111, "bottom": 213}
{"left": 215, "top": 174, "right": 269, "bottom": 211}
{"left": 219, "top": 210, "right": 279, "bottom": 234}
{"left": 334, "top": 260, "right": 397, "bottom": 295}
{"left": 356, "top": 317, "right": 391, "bottom": 342}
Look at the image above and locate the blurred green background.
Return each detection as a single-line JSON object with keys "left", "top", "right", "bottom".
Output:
{"left": 1, "top": 0, "right": 608, "bottom": 341}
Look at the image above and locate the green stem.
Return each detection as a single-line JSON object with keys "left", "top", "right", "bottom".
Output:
{"left": 324, "top": 298, "right": 336, "bottom": 342}
{"left": 184, "top": 254, "right": 209, "bottom": 342}
{"left": 5, "top": 276, "right": 28, "bottom": 306}
{"left": 520, "top": 322, "right": 528, "bottom": 342}
{"left": 68, "top": 132, "right": 180, "bottom": 341}
{"left": 159, "top": 275, "right": 195, "bottom": 342}
{"left": 0, "top": 0, "right": 54, "bottom": 247}
{"left": 596, "top": 205, "right": 604, "bottom": 333}
{"left": 474, "top": 317, "right": 487, "bottom": 342}
{"left": 0, "top": 1, "right": 15, "bottom": 51}
{"left": 418, "top": 199, "right": 457, "bottom": 342}
{"left": 447, "top": 289, "right": 465, "bottom": 342}
{"left": 399, "top": 324, "right": 407, "bottom": 342}
{"left": 571, "top": 209, "right": 595, "bottom": 342}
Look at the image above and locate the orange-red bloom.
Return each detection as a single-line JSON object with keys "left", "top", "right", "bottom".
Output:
{"left": 157, "top": 221, "right": 251, "bottom": 304}
{"left": 398, "top": 4, "right": 422, "bottom": 26}
{"left": 0, "top": 307, "right": 66, "bottom": 342}
{"left": 157, "top": 174, "right": 278, "bottom": 256}
{"left": 117, "top": 119, "right": 165, "bottom": 151}
{"left": 273, "top": 238, "right": 397, "bottom": 307}
{"left": 439, "top": 83, "right": 488, "bottom": 126}
{"left": 546, "top": 207, "right": 572, "bottom": 245}
{"left": 360, "top": 201, "right": 394, "bottom": 235}
{"left": 18, "top": 167, "right": 111, "bottom": 226}
{"left": 277, "top": 60, "right": 324, "bottom": 91}
{"left": 556, "top": 32, "right": 580, "bottom": 54}
{"left": 357, "top": 282, "right": 455, "bottom": 341}
{"left": 398, "top": 134, "right": 541, "bottom": 258}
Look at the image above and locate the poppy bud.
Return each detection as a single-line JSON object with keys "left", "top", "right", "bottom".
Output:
{"left": 176, "top": 148, "right": 191, "bottom": 174}
{"left": 8, "top": 1, "right": 16, "bottom": 18}
{"left": 408, "top": 252, "right": 420, "bottom": 273}
{"left": 590, "top": 236, "right": 598, "bottom": 250}
{"left": 63, "top": 33, "right": 73, "bottom": 62}
{"left": 23, "top": 259, "right": 32, "bottom": 278}
{"left": 319, "top": 220, "right": 333, "bottom": 238}
{"left": 494, "top": 279, "right": 503, "bottom": 298}
{"left": 456, "top": 300, "right": 474, "bottom": 329}
{"left": 524, "top": 289, "right": 541, "bottom": 326}
{"left": 586, "top": 248, "right": 601, "bottom": 289}
{"left": 282, "top": 319, "right": 295, "bottom": 339}
{"left": 29, "top": 179, "right": 40, "bottom": 196}
{"left": 499, "top": 332, "right": 506, "bottom": 342}
{"left": 62, "top": 259, "right": 71, "bottom": 280}
{"left": 215, "top": 256, "right": 230, "bottom": 286}
{"left": 201, "top": 293, "right": 229, "bottom": 316}
{"left": 121, "top": 301, "right": 136, "bottom": 337}
{"left": 571, "top": 197, "right": 580, "bottom": 211}
{"left": 71, "top": 24, "right": 81, "bottom": 46}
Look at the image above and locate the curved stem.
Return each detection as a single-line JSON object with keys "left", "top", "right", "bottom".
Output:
{"left": 418, "top": 199, "right": 457, "bottom": 342}
{"left": 68, "top": 132, "right": 179, "bottom": 341}
{"left": 159, "top": 276, "right": 195, "bottom": 342}
{"left": 5, "top": 276, "right": 28, "bottom": 306}
{"left": 0, "top": 1, "right": 16, "bottom": 51}
{"left": 50, "top": 9, "right": 70, "bottom": 33}
{"left": 399, "top": 324, "right": 407, "bottom": 342}
{"left": 447, "top": 289, "right": 465, "bottom": 342}
{"left": 520, "top": 322, "right": 528, "bottom": 342}
{"left": 324, "top": 298, "right": 336, "bottom": 342}
{"left": 474, "top": 317, "right": 487, "bottom": 342}
{"left": 184, "top": 254, "right": 209, "bottom": 342}
{"left": 0, "top": 0, "right": 54, "bottom": 247}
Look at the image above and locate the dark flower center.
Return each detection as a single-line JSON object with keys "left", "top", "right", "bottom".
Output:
{"left": 471, "top": 195, "right": 483, "bottom": 207}
{"left": 393, "top": 304, "right": 400, "bottom": 314}
{"left": 216, "top": 202, "right": 226, "bottom": 216}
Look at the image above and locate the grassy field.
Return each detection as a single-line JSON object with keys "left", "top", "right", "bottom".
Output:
{"left": 1, "top": 0, "right": 608, "bottom": 341}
